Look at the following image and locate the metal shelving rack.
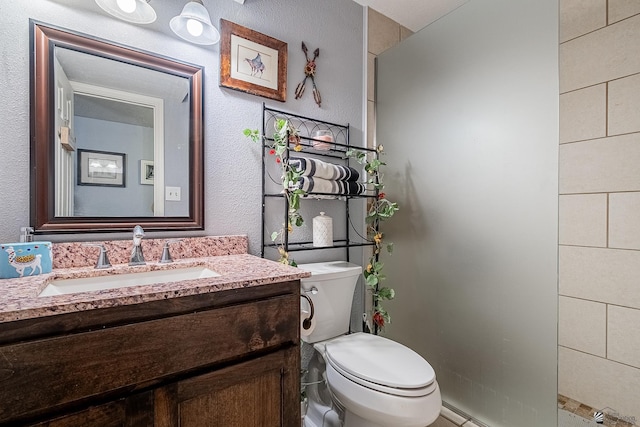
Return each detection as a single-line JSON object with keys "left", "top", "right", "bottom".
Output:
{"left": 260, "top": 104, "right": 379, "bottom": 261}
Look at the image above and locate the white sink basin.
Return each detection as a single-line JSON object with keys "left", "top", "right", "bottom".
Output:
{"left": 39, "top": 266, "right": 220, "bottom": 297}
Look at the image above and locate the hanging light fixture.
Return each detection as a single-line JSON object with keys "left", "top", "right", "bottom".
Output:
{"left": 95, "top": 0, "right": 157, "bottom": 24}
{"left": 170, "top": 0, "right": 220, "bottom": 45}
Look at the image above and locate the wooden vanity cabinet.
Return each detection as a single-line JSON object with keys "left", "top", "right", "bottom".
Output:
{"left": 0, "top": 280, "right": 300, "bottom": 427}
{"left": 154, "top": 349, "right": 297, "bottom": 426}
{"left": 30, "top": 393, "right": 153, "bottom": 427}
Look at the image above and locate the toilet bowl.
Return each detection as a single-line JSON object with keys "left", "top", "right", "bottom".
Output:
{"left": 299, "top": 261, "right": 441, "bottom": 427}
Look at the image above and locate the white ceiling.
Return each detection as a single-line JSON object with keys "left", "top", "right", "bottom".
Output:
{"left": 352, "top": 0, "right": 469, "bottom": 32}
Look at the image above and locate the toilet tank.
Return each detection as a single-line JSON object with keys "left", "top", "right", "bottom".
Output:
{"left": 298, "top": 261, "right": 362, "bottom": 343}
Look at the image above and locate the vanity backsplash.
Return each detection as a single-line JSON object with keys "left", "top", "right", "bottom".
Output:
{"left": 52, "top": 235, "right": 248, "bottom": 269}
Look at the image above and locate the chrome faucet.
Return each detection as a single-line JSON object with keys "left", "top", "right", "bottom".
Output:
{"left": 159, "top": 239, "right": 183, "bottom": 263}
{"left": 129, "top": 225, "right": 146, "bottom": 266}
{"left": 84, "top": 243, "right": 112, "bottom": 269}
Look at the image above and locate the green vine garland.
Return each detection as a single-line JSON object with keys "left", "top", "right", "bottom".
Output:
{"left": 245, "top": 122, "right": 399, "bottom": 330}
{"left": 244, "top": 119, "right": 305, "bottom": 266}
{"left": 346, "top": 146, "right": 399, "bottom": 330}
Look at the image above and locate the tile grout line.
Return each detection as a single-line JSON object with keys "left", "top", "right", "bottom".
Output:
{"left": 605, "top": 193, "right": 611, "bottom": 249}
{"left": 605, "top": 80, "right": 609, "bottom": 139}
{"left": 560, "top": 10, "right": 640, "bottom": 46}
{"left": 605, "top": 303, "right": 608, "bottom": 359}
{"left": 558, "top": 294, "right": 640, "bottom": 312}
{"left": 561, "top": 190, "right": 640, "bottom": 196}
{"left": 559, "top": 129, "right": 640, "bottom": 146}
{"left": 560, "top": 243, "right": 640, "bottom": 252}
{"left": 559, "top": 344, "right": 640, "bottom": 370}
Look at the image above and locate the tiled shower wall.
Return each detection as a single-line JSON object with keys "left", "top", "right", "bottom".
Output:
{"left": 559, "top": 0, "right": 640, "bottom": 422}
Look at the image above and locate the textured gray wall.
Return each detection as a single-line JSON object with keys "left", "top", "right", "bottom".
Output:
{"left": 377, "top": 0, "right": 558, "bottom": 425}
{"left": 73, "top": 117, "right": 155, "bottom": 217}
{"left": 0, "top": 0, "right": 364, "bottom": 253}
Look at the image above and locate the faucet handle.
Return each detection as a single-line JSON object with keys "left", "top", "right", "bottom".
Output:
{"left": 159, "top": 239, "right": 183, "bottom": 263}
{"left": 83, "top": 243, "right": 112, "bottom": 269}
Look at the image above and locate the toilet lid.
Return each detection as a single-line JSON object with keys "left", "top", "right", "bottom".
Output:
{"left": 324, "top": 333, "right": 435, "bottom": 390}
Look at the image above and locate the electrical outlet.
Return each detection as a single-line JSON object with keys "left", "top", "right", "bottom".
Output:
{"left": 166, "top": 186, "right": 181, "bottom": 201}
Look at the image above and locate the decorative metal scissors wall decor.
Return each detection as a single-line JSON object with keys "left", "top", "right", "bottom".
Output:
{"left": 294, "top": 42, "right": 322, "bottom": 107}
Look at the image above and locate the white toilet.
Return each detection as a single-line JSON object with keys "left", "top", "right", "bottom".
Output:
{"left": 299, "top": 261, "right": 441, "bottom": 427}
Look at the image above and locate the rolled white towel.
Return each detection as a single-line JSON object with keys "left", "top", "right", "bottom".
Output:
{"left": 289, "top": 157, "right": 360, "bottom": 182}
{"left": 293, "top": 176, "right": 365, "bottom": 195}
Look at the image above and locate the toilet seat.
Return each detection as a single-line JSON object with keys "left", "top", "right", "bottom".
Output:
{"left": 322, "top": 334, "right": 442, "bottom": 427}
{"left": 324, "top": 333, "right": 436, "bottom": 398}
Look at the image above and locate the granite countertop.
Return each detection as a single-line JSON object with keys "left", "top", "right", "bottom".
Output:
{"left": 0, "top": 236, "right": 310, "bottom": 323}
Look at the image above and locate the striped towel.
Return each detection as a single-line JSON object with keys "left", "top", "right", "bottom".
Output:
{"left": 293, "top": 176, "right": 366, "bottom": 195}
{"left": 289, "top": 157, "right": 360, "bottom": 182}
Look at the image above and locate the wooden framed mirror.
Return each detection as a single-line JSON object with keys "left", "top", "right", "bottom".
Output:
{"left": 30, "top": 21, "right": 204, "bottom": 233}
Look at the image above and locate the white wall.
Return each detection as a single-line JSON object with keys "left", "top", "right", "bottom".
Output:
{"left": 376, "top": 0, "right": 558, "bottom": 425}
{"left": 0, "top": 0, "right": 364, "bottom": 254}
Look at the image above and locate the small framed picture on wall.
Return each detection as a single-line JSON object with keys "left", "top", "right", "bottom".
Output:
{"left": 219, "top": 19, "right": 287, "bottom": 102}
{"left": 140, "top": 160, "right": 154, "bottom": 185}
{"left": 77, "top": 149, "right": 125, "bottom": 187}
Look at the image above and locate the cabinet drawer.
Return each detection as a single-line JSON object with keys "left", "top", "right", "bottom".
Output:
{"left": 0, "top": 293, "right": 298, "bottom": 424}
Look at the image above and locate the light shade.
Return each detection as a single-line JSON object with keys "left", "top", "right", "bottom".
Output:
{"left": 170, "top": 1, "right": 220, "bottom": 45}
{"left": 95, "top": 0, "right": 157, "bottom": 24}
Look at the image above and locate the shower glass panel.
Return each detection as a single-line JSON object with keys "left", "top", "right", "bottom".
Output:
{"left": 375, "top": 1, "right": 558, "bottom": 426}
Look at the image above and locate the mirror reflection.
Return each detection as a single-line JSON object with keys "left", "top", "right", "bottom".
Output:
{"left": 54, "top": 46, "right": 190, "bottom": 218}
{"left": 31, "top": 22, "right": 204, "bottom": 232}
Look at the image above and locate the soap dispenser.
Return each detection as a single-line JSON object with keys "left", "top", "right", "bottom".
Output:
{"left": 19, "top": 227, "right": 34, "bottom": 243}
{"left": 312, "top": 212, "right": 333, "bottom": 247}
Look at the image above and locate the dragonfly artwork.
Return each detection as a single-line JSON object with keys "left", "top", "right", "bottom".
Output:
{"left": 294, "top": 42, "right": 322, "bottom": 107}
{"left": 244, "top": 53, "right": 265, "bottom": 78}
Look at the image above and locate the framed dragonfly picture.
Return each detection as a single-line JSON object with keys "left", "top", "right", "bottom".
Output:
{"left": 219, "top": 19, "right": 287, "bottom": 102}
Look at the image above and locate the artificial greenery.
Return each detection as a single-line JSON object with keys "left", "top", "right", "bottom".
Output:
{"left": 245, "top": 123, "right": 399, "bottom": 329}
{"left": 244, "top": 119, "right": 305, "bottom": 265}
{"left": 346, "top": 145, "right": 399, "bottom": 330}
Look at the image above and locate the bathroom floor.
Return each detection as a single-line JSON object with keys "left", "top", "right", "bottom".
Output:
{"left": 435, "top": 397, "right": 637, "bottom": 427}
{"left": 558, "top": 395, "right": 637, "bottom": 427}
{"left": 558, "top": 409, "right": 599, "bottom": 427}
